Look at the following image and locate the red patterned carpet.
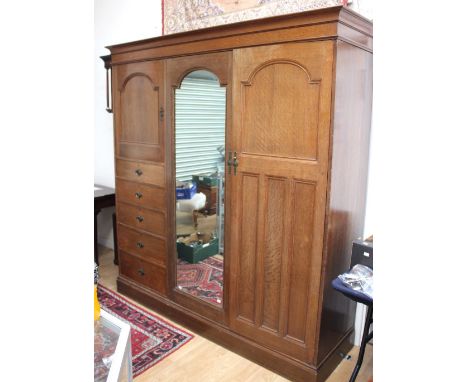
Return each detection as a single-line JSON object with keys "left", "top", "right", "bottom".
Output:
{"left": 97, "top": 284, "right": 194, "bottom": 378}
{"left": 177, "top": 255, "right": 223, "bottom": 306}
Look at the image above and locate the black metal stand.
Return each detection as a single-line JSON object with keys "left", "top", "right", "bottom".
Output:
{"left": 349, "top": 304, "right": 373, "bottom": 382}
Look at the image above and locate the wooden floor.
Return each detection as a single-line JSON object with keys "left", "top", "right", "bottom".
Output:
{"left": 98, "top": 247, "right": 373, "bottom": 382}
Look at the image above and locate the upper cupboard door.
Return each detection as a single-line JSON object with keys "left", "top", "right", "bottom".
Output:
{"left": 114, "top": 61, "right": 165, "bottom": 162}
{"left": 228, "top": 41, "right": 333, "bottom": 363}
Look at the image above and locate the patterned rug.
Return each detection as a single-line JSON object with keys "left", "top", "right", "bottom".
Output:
{"left": 97, "top": 284, "right": 194, "bottom": 378}
{"left": 177, "top": 255, "right": 223, "bottom": 306}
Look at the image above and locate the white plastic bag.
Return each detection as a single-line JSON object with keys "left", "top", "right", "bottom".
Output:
{"left": 338, "top": 264, "right": 373, "bottom": 299}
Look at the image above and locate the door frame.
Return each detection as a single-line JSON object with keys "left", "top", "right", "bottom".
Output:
{"left": 165, "top": 51, "right": 233, "bottom": 324}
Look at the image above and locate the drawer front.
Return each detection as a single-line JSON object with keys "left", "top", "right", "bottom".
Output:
{"left": 116, "top": 179, "right": 166, "bottom": 211}
{"left": 116, "top": 159, "right": 165, "bottom": 187}
{"left": 119, "top": 251, "right": 167, "bottom": 294}
{"left": 117, "top": 203, "right": 166, "bottom": 236}
{"left": 118, "top": 225, "right": 166, "bottom": 265}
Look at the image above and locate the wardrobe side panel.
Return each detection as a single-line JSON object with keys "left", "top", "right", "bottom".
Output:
{"left": 316, "top": 40, "right": 373, "bottom": 364}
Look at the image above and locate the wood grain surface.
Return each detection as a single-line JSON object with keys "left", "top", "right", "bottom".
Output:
{"left": 106, "top": 7, "right": 373, "bottom": 381}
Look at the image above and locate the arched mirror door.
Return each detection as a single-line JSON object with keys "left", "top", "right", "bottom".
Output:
{"left": 174, "top": 69, "right": 226, "bottom": 307}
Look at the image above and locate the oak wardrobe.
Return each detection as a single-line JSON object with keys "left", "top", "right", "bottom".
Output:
{"left": 105, "top": 6, "right": 372, "bottom": 382}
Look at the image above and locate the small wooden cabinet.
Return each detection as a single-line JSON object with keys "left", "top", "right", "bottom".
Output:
{"left": 113, "top": 60, "right": 168, "bottom": 297}
{"left": 114, "top": 61, "right": 165, "bottom": 162}
{"left": 107, "top": 6, "right": 372, "bottom": 381}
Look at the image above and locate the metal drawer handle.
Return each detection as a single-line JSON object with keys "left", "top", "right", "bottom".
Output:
{"left": 137, "top": 268, "right": 145, "bottom": 276}
{"left": 135, "top": 169, "right": 143, "bottom": 176}
{"left": 136, "top": 241, "right": 144, "bottom": 249}
{"left": 136, "top": 215, "right": 144, "bottom": 223}
{"left": 135, "top": 192, "right": 143, "bottom": 199}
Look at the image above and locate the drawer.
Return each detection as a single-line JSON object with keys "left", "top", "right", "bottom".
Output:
{"left": 118, "top": 225, "right": 166, "bottom": 265}
{"left": 116, "top": 179, "right": 166, "bottom": 211}
{"left": 116, "top": 159, "right": 165, "bottom": 187}
{"left": 117, "top": 203, "right": 166, "bottom": 236}
{"left": 119, "top": 251, "right": 167, "bottom": 294}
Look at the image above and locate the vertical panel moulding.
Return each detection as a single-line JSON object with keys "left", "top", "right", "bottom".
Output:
{"left": 278, "top": 177, "right": 295, "bottom": 338}
{"left": 237, "top": 173, "right": 259, "bottom": 323}
{"left": 120, "top": 78, "right": 131, "bottom": 142}
{"left": 237, "top": 48, "right": 246, "bottom": 155}
{"left": 253, "top": 174, "right": 266, "bottom": 328}
{"left": 260, "top": 176, "right": 286, "bottom": 333}
{"left": 154, "top": 86, "right": 160, "bottom": 146}
{"left": 168, "top": 64, "right": 177, "bottom": 297}
{"left": 286, "top": 180, "right": 317, "bottom": 344}
{"left": 311, "top": 82, "right": 321, "bottom": 162}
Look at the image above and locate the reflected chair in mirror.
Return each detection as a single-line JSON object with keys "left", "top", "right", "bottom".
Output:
{"left": 176, "top": 192, "right": 207, "bottom": 228}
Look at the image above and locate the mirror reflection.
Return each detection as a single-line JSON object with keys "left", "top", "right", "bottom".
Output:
{"left": 175, "top": 70, "right": 226, "bottom": 306}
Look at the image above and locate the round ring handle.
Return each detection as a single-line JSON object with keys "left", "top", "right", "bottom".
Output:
{"left": 135, "top": 192, "right": 143, "bottom": 199}
{"left": 136, "top": 216, "right": 144, "bottom": 223}
{"left": 135, "top": 169, "right": 143, "bottom": 176}
{"left": 136, "top": 241, "right": 144, "bottom": 249}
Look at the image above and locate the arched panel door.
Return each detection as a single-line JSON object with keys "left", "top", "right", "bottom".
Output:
{"left": 114, "top": 61, "right": 165, "bottom": 163}
{"left": 228, "top": 41, "right": 334, "bottom": 363}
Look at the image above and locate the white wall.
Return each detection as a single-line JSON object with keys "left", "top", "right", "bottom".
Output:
{"left": 349, "top": 0, "right": 373, "bottom": 20}
{"left": 94, "top": 0, "right": 162, "bottom": 248}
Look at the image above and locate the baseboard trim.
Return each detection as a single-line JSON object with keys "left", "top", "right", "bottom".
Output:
{"left": 316, "top": 329, "right": 354, "bottom": 382}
